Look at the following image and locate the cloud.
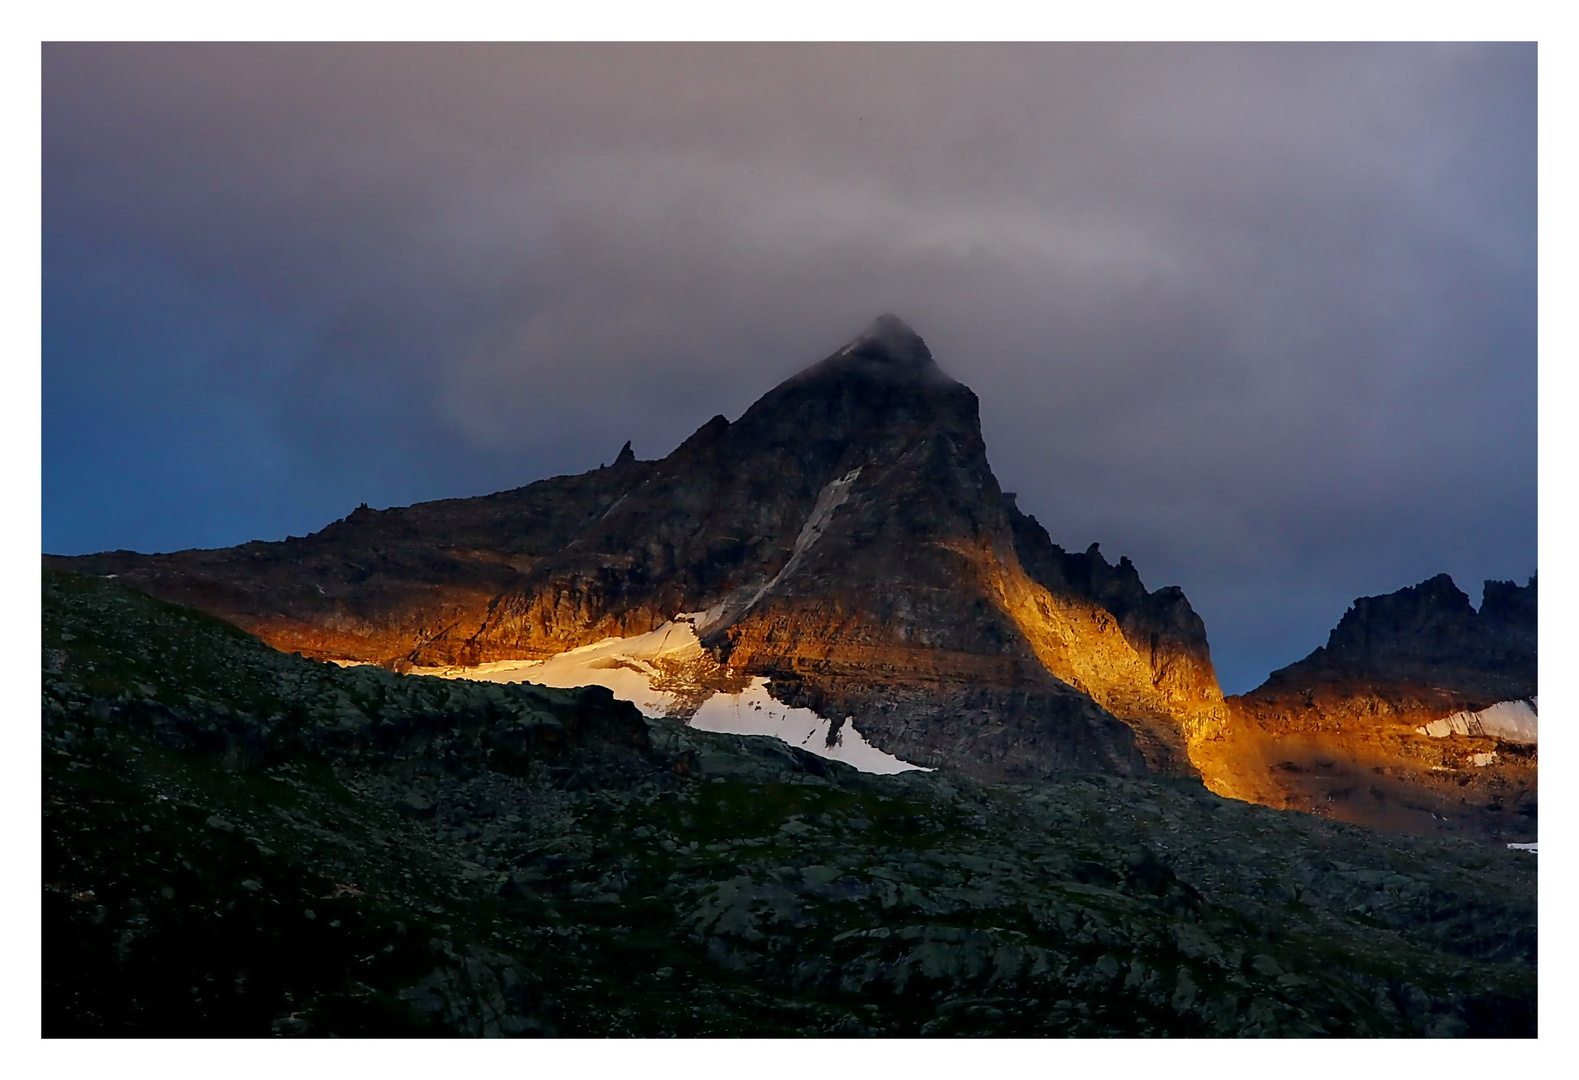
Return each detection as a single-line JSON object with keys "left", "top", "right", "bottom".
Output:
{"left": 42, "top": 43, "right": 1536, "bottom": 692}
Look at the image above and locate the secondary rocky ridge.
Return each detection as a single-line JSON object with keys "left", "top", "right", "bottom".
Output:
{"left": 1195, "top": 576, "right": 1537, "bottom": 842}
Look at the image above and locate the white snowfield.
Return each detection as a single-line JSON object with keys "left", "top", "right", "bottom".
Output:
{"left": 1507, "top": 843, "right": 1538, "bottom": 854}
{"left": 1416, "top": 697, "right": 1537, "bottom": 745}
{"left": 405, "top": 614, "right": 927, "bottom": 776}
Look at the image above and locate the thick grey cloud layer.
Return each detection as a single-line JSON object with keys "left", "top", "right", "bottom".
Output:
{"left": 42, "top": 43, "right": 1536, "bottom": 693}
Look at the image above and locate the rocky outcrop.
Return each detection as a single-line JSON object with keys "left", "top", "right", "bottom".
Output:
{"left": 1195, "top": 576, "right": 1537, "bottom": 842}
{"left": 47, "top": 315, "right": 1230, "bottom": 784}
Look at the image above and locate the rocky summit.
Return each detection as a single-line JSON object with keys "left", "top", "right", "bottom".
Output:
{"left": 48, "top": 316, "right": 1227, "bottom": 784}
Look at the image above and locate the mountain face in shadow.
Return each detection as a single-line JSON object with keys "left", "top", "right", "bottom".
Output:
{"left": 48, "top": 316, "right": 1227, "bottom": 784}
{"left": 1196, "top": 575, "right": 1537, "bottom": 843}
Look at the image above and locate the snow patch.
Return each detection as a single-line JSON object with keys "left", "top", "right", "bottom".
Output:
{"left": 1507, "top": 843, "right": 1538, "bottom": 853}
{"left": 407, "top": 619, "right": 705, "bottom": 717}
{"left": 687, "top": 677, "right": 921, "bottom": 775}
{"left": 1416, "top": 698, "right": 1537, "bottom": 744}
{"left": 404, "top": 613, "right": 925, "bottom": 775}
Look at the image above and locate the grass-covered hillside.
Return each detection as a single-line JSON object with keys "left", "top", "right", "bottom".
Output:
{"left": 42, "top": 570, "right": 1536, "bottom": 1036}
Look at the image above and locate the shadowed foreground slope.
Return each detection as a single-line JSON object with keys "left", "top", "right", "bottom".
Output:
{"left": 43, "top": 572, "right": 1534, "bottom": 1036}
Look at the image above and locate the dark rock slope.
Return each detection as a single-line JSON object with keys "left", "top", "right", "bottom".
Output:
{"left": 1195, "top": 576, "right": 1537, "bottom": 841}
{"left": 47, "top": 316, "right": 1227, "bottom": 782}
{"left": 43, "top": 572, "right": 1537, "bottom": 1036}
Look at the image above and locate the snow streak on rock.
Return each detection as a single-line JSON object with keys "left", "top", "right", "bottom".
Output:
{"left": 693, "top": 468, "right": 861, "bottom": 636}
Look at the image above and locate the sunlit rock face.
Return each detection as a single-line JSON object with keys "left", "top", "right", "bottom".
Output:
{"left": 994, "top": 518, "right": 1228, "bottom": 772}
{"left": 46, "top": 315, "right": 1230, "bottom": 784}
{"left": 1196, "top": 575, "right": 1538, "bottom": 843}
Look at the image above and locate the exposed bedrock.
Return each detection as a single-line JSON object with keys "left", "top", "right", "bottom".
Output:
{"left": 47, "top": 315, "right": 1230, "bottom": 784}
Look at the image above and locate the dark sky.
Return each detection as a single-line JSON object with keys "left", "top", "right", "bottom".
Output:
{"left": 42, "top": 43, "right": 1536, "bottom": 694}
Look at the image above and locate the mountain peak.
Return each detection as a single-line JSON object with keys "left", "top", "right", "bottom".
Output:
{"left": 779, "top": 314, "right": 948, "bottom": 393}
{"left": 862, "top": 312, "right": 922, "bottom": 344}
{"left": 845, "top": 313, "right": 930, "bottom": 366}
